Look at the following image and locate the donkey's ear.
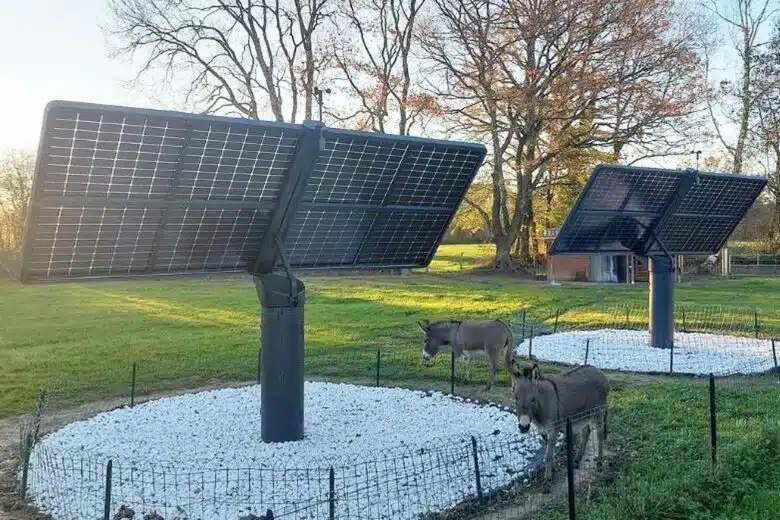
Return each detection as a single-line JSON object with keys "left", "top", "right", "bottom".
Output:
{"left": 530, "top": 363, "right": 541, "bottom": 381}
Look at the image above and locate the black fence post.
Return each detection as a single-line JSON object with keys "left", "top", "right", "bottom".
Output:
{"left": 328, "top": 466, "right": 336, "bottom": 520}
{"left": 375, "top": 349, "right": 381, "bottom": 386}
{"left": 669, "top": 342, "right": 674, "bottom": 375}
{"left": 681, "top": 307, "right": 687, "bottom": 332}
{"left": 625, "top": 307, "right": 630, "bottom": 327}
{"left": 460, "top": 252, "right": 464, "bottom": 271}
{"left": 450, "top": 351, "right": 456, "bottom": 394}
{"left": 528, "top": 326, "right": 534, "bottom": 359}
{"left": 19, "top": 432, "right": 32, "bottom": 500}
{"left": 554, "top": 309, "right": 560, "bottom": 333}
{"left": 584, "top": 339, "right": 590, "bottom": 365}
{"left": 566, "top": 418, "right": 576, "bottom": 520}
{"left": 754, "top": 311, "right": 759, "bottom": 339}
{"left": 521, "top": 310, "right": 527, "bottom": 341}
{"left": 772, "top": 339, "right": 778, "bottom": 373}
{"left": 709, "top": 373, "right": 717, "bottom": 465}
{"left": 130, "top": 361, "right": 137, "bottom": 408}
{"left": 103, "top": 459, "right": 113, "bottom": 520}
{"left": 471, "top": 436, "right": 484, "bottom": 502}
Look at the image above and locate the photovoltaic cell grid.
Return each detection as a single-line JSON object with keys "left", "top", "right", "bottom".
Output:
{"left": 21, "top": 101, "right": 485, "bottom": 281}
{"left": 550, "top": 165, "right": 766, "bottom": 256}
{"left": 649, "top": 174, "right": 767, "bottom": 254}
{"left": 280, "top": 133, "right": 483, "bottom": 268}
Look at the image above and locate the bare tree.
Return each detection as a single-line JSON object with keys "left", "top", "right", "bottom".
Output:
{"left": 754, "top": 19, "right": 780, "bottom": 247}
{"left": 106, "top": 0, "right": 332, "bottom": 122}
{"left": 0, "top": 150, "right": 34, "bottom": 254}
{"left": 702, "top": 0, "right": 777, "bottom": 173}
{"left": 329, "top": 0, "right": 435, "bottom": 134}
{"left": 418, "top": 0, "right": 521, "bottom": 268}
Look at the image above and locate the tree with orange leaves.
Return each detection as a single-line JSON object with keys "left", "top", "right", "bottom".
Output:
{"left": 421, "top": 0, "right": 704, "bottom": 269}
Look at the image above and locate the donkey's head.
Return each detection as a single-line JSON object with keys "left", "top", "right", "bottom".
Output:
{"left": 417, "top": 320, "right": 450, "bottom": 360}
{"left": 508, "top": 362, "right": 545, "bottom": 433}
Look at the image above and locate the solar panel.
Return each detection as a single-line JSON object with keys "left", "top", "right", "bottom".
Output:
{"left": 549, "top": 165, "right": 767, "bottom": 257}
{"left": 20, "top": 101, "right": 486, "bottom": 282}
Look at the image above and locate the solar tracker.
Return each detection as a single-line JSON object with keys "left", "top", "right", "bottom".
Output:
{"left": 20, "top": 101, "right": 486, "bottom": 282}
{"left": 549, "top": 163, "right": 766, "bottom": 350}
{"left": 549, "top": 165, "right": 767, "bottom": 257}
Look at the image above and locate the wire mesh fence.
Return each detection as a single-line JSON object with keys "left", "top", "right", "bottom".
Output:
{"left": 513, "top": 304, "right": 780, "bottom": 377}
{"left": 9, "top": 303, "right": 780, "bottom": 520}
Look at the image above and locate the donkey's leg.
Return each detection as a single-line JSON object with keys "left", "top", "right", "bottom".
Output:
{"left": 486, "top": 352, "right": 499, "bottom": 390}
{"left": 543, "top": 430, "right": 556, "bottom": 483}
{"left": 463, "top": 352, "right": 472, "bottom": 383}
{"left": 596, "top": 409, "right": 606, "bottom": 470}
{"left": 575, "top": 421, "right": 592, "bottom": 468}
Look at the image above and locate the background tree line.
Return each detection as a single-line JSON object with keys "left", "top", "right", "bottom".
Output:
{"left": 2, "top": 0, "right": 780, "bottom": 271}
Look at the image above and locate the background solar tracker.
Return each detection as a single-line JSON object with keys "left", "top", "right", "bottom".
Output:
{"left": 549, "top": 165, "right": 767, "bottom": 257}
{"left": 21, "top": 102, "right": 485, "bottom": 282}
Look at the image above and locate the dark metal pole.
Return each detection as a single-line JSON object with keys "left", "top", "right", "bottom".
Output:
{"left": 450, "top": 351, "right": 455, "bottom": 394}
{"left": 521, "top": 310, "right": 527, "bottom": 341}
{"left": 709, "top": 373, "right": 717, "bottom": 464}
{"left": 376, "top": 349, "right": 381, "bottom": 387}
{"left": 554, "top": 309, "right": 560, "bottom": 333}
{"left": 681, "top": 307, "right": 687, "bottom": 332}
{"left": 471, "top": 436, "right": 484, "bottom": 502}
{"left": 255, "top": 274, "right": 306, "bottom": 442}
{"left": 566, "top": 418, "right": 576, "bottom": 520}
{"left": 754, "top": 311, "right": 759, "bottom": 339}
{"left": 528, "top": 326, "right": 534, "bottom": 359}
{"left": 328, "top": 466, "right": 335, "bottom": 520}
{"left": 19, "top": 433, "right": 31, "bottom": 500}
{"left": 669, "top": 342, "right": 674, "bottom": 375}
{"left": 584, "top": 339, "right": 590, "bottom": 365}
{"left": 103, "top": 459, "right": 113, "bottom": 520}
{"left": 649, "top": 255, "right": 674, "bottom": 349}
{"left": 130, "top": 362, "right": 136, "bottom": 408}
{"left": 772, "top": 339, "right": 778, "bottom": 373}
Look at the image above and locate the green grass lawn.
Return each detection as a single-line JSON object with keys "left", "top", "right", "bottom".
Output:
{"left": 2, "top": 243, "right": 780, "bottom": 519}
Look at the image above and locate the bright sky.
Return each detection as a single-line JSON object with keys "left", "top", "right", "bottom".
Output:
{"left": 0, "top": 1, "right": 154, "bottom": 152}
{"left": 0, "top": 0, "right": 752, "bottom": 169}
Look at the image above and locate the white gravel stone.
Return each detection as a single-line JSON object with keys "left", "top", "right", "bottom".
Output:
{"left": 26, "top": 382, "right": 543, "bottom": 520}
{"left": 518, "top": 329, "right": 777, "bottom": 375}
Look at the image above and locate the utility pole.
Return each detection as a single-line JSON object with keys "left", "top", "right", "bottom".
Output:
{"left": 689, "top": 150, "right": 702, "bottom": 171}
{"left": 313, "top": 86, "right": 331, "bottom": 122}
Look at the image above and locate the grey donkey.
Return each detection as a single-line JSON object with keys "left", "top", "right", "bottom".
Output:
{"left": 417, "top": 319, "right": 516, "bottom": 390}
{"left": 508, "top": 362, "right": 608, "bottom": 484}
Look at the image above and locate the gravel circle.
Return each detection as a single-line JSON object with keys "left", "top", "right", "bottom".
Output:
{"left": 518, "top": 329, "right": 777, "bottom": 375}
{"left": 26, "top": 381, "right": 544, "bottom": 520}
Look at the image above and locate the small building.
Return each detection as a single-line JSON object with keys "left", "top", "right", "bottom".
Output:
{"left": 543, "top": 227, "right": 649, "bottom": 284}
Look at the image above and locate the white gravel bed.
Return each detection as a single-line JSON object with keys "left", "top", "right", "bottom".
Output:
{"left": 26, "top": 381, "right": 543, "bottom": 520}
{"left": 517, "top": 329, "right": 778, "bottom": 375}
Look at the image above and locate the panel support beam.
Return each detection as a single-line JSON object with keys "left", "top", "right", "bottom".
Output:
{"left": 648, "top": 255, "right": 675, "bottom": 349}
{"left": 253, "top": 122, "right": 324, "bottom": 275}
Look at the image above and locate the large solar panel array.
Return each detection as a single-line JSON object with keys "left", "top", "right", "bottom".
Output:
{"left": 549, "top": 165, "right": 767, "bottom": 257}
{"left": 20, "top": 101, "right": 485, "bottom": 282}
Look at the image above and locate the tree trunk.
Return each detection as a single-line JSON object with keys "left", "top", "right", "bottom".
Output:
{"left": 734, "top": 28, "right": 753, "bottom": 173}
{"left": 493, "top": 235, "right": 512, "bottom": 270}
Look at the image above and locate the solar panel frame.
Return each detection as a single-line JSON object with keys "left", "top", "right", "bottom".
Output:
{"left": 549, "top": 164, "right": 767, "bottom": 257}
{"left": 20, "top": 101, "right": 486, "bottom": 282}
